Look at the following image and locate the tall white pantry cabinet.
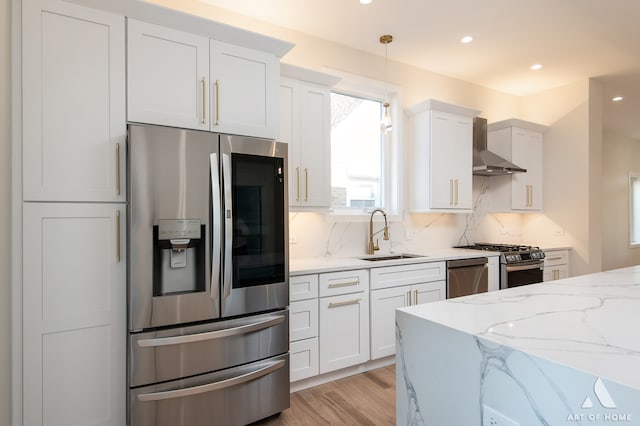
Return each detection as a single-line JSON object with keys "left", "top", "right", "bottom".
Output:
{"left": 21, "top": 1, "right": 127, "bottom": 425}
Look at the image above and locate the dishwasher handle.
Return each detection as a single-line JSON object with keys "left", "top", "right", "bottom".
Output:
{"left": 447, "top": 257, "right": 488, "bottom": 269}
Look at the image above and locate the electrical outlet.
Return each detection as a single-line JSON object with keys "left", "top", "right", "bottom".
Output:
{"left": 483, "top": 405, "right": 519, "bottom": 426}
{"left": 289, "top": 234, "right": 297, "bottom": 244}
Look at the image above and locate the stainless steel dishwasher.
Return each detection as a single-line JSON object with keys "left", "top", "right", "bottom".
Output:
{"left": 447, "top": 257, "right": 488, "bottom": 298}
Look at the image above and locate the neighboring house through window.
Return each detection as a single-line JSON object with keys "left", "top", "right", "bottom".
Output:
{"left": 328, "top": 71, "right": 400, "bottom": 216}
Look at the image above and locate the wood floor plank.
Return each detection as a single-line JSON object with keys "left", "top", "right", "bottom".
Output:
{"left": 254, "top": 365, "right": 396, "bottom": 425}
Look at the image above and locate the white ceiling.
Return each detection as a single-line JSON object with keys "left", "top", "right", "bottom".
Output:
{"left": 196, "top": 0, "right": 640, "bottom": 139}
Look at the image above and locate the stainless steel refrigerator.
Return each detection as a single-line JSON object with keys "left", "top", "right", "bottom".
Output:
{"left": 127, "top": 123, "right": 289, "bottom": 426}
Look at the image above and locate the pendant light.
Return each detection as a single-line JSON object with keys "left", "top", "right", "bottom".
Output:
{"left": 380, "top": 34, "right": 393, "bottom": 134}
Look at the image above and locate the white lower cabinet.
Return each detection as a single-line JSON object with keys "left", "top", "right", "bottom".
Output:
{"left": 319, "top": 292, "right": 370, "bottom": 374}
{"left": 488, "top": 256, "right": 500, "bottom": 291}
{"left": 543, "top": 249, "right": 570, "bottom": 281}
{"left": 22, "top": 203, "right": 126, "bottom": 426}
{"left": 290, "top": 338, "right": 319, "bottom": 382}
{"left": 318, "top": 269, "right": 369, "bottom": 374}
{"left": 289, "top": 274, "right": 320, "bottom": 382}
{"left": 369, "top": 262, "right": 446, "bottom": 359}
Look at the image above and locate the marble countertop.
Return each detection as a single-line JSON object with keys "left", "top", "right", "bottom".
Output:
{"left": 290, "top": 248, "right": 500, "bottom": 275}
{"left": 399, "top": 265, "right": 640, "bottom": 390}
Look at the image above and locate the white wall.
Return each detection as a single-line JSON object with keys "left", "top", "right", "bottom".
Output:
{"left": 601, "top": 130, "right": 640, "bottom": 270}
{"left": 1, "top": 0, "right": 11, "bottom": 423}
{"left": 520, "top": 80, "right": 601, "bottom": 276}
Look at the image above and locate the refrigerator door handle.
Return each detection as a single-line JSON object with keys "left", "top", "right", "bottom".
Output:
{"left": 222, "top": 153, "right": 233, "bottom": 298}
{"left": 136, "top": 358, "right": 286, "bottom": 402}
{"left": 210, "top": 153, "right": 221, "bottom": 301}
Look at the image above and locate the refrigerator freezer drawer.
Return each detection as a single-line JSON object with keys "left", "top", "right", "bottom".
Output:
{"left": 130, "top": 309, "right": 289, "bottom": 387}
{"left": 130, "top": 353, "right": 290, "bottom": 426}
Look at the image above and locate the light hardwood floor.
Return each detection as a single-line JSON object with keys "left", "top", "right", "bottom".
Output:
{"left": 255, "top": 365, "right": 396, "bottom": 425}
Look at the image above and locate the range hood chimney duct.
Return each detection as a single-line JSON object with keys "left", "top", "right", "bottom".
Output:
{"left": 472, "top": 117, "right": 526, "bottom": 176}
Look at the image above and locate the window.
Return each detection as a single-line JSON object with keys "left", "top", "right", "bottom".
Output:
{"left": 328, "top": 72, "right": 400, "bottom": 216}
{"left": 630, "top": 173, "right": 640, "bottom": 246}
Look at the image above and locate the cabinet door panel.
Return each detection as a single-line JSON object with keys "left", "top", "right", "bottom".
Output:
{"left": 290, "top": 338, "right": 319, "bottom": 382}
{"left": 128, "top": 19, "right": 209, "bottom": 130}
{"left": 413, "top": 281, "right": 446, "bottom": 305}
{"left": 23, "top": 203, "right": 126, "bottom": 426}
{"left": 370, "top": 287, "right": 408, "bottom": 359}
{"left": 299, "top": 84, "right": 331, "bottom": 206}
{"left": 211, "top": 40, "right": 277, "bottom": 138}
{"left": 319, "top": 294, "right": 369, "bottom": 373}
{"left": 511, "top": 128, "right": 543, "bottom": 210}
{"left": 23, "top": 1, "right": 125, "bottom": 202}
{"left": 430, "top": 112, "right": 453, "bottom": 208}
{"left": 290, "top": 299, "right": 318, "bottom": 341}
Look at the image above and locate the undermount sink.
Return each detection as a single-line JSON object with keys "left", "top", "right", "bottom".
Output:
{"left": 359, "top": 253, "right": 425, "bottom": 261}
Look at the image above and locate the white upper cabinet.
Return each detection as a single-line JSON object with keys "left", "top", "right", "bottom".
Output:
{"left": 22, "top": 0, "right": 126, "bottom": 202}
{"left": 211, "top": 40, "right": 278, "bottom": 139}
{"left": 128, "top": 19, "right": 281, "bottom": 139}
{"left": 409, "top": 100, "right": 480, "bottom": 212}
{"left": 127, "top": 19, "right": 210, "bottom": 130}
{"left": 280, "top": 65, "right": 338, "bottom": 209}
{"left": 488, "top": 119, "right": 547, "bottom": 212}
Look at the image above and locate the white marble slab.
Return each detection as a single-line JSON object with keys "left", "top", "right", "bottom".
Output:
{"left": 396, "top": 266, "right": 640, "bottom": 425}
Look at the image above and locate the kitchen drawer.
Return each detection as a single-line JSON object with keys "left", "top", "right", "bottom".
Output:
{"left": 370, "top": 261, "right": 446, "bottom": 290}
{"left": 290, "top": 338, "right": 319, "bottom": 382}
{"left": 544, "top": 250, "right": 568, "bottom": 267}
{"left": 319, "top": 269, "right": 369, "bottom": 297}
{"left": 290, "top": 299, "right": 318, "bottom": 342}
{"left": 290, "top": 274, "right": 319, "bottom": 301}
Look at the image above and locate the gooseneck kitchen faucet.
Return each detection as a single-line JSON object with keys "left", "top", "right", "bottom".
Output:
{"left": 368, "top": 208, "right": 389, "bottom": 255}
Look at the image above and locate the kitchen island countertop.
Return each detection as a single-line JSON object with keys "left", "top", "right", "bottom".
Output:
{"left": 396, "top": 265, "right": 640, "bottom": 425}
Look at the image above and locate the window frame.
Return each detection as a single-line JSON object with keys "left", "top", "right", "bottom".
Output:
{"left": 629, "top": 172, "right": 640, "bottom": 248}
{"left": 324, "top": 69, "right": 402, "bottom": 220}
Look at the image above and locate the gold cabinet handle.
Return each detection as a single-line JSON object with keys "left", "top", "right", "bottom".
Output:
{"left": 328, "top": 298, "right": 361, "bottom": 308}
{"left": 328, "top": 279, "right": 360, "bottom": 289}
{"left": 115, "top": 210, "right": 121, "bottom": 263}
{"left": 449, "top": 179, "right": 454, "bottom": 205}
{"left": 115, "top": 143, "right": 120, "bottom": 196}
{"left": 547, "top": 256, "right": 563, "bottom": 261}
{"left": 214, "top": 80, "right": 220, "bottom": 126}
{"left": 296, "top": 167, "right": 300, "bottom": 202}
{"left": 201, "top": 77, "right": 206, "bottom": 124}
{"left": 455, "top": 179, "right": 459, "bottom": 205}
{"left": 304, "top": 168, "right": 309, "bottom": 201}
{"left": 414, "top": 289, "right": 419, "bottom": 305}
{"left": 554, "top": 269, "right": 559, "bottom": 280}
{"left": 407, "top": 291, "right": 411, "bottom": 306}
{"left": 530, "top": 185, "right": 533, "bottom": 207}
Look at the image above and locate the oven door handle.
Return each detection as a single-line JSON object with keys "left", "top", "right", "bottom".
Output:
{"left": 505, "top": 262, "right": 543, "bottom": 272}
{"left": 136, "top": 314, "right": 285, "bottom": 348}
{"left": 137, "top": 358, "right": 286, "bottom": 402}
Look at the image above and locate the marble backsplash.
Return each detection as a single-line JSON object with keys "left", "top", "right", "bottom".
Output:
{"left": 289, "top": 177, "right": 541, "bottom": 259}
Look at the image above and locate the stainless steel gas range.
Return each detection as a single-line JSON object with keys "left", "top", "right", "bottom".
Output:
{"left": 456, "top": 243, "right": 545, "bottom": 289}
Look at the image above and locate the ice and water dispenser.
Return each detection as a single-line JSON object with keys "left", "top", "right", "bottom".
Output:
{"left": 153, "top": 219, "right": 206, "bottom": 296}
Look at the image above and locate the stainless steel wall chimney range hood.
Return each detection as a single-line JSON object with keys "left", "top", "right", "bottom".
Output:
{"left": 472, "top": 117, "right": 526, "bottom": 176}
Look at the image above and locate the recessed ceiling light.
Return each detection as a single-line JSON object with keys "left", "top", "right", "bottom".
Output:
{"left": 461, "top": 35, "right": 473, "bottom": 44}
{"left": 530, "top": 64, "right": 543, "bottom": 71}
{"left": 360, "top": 0, "right": 372, "bottom": 4}
{"left": 612, "top": 96, "right": 623, "bottom": 102}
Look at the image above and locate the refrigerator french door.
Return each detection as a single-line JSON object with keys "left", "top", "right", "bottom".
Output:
{"left": 127, "top": 124, "right": 290, "bottom": 426}
{"left": 128, "top": 125, "right": 289, "bottom": 330}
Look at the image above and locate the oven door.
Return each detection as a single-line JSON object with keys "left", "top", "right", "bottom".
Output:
{"left": 220, "top": 135, "right": 289, "bottom": 318}
{"left": 130, "top": 353, "right": 290, "bottom": 426}
{"left": 502, "top": 261, "right": 544, "bottom": 289}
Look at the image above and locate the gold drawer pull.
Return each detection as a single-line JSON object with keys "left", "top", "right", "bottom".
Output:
{"left": 328, "top": 298, "right": 361, "bottom": 308}
{"left": 328, "top": 280, "right": 360, "bottom": 289}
